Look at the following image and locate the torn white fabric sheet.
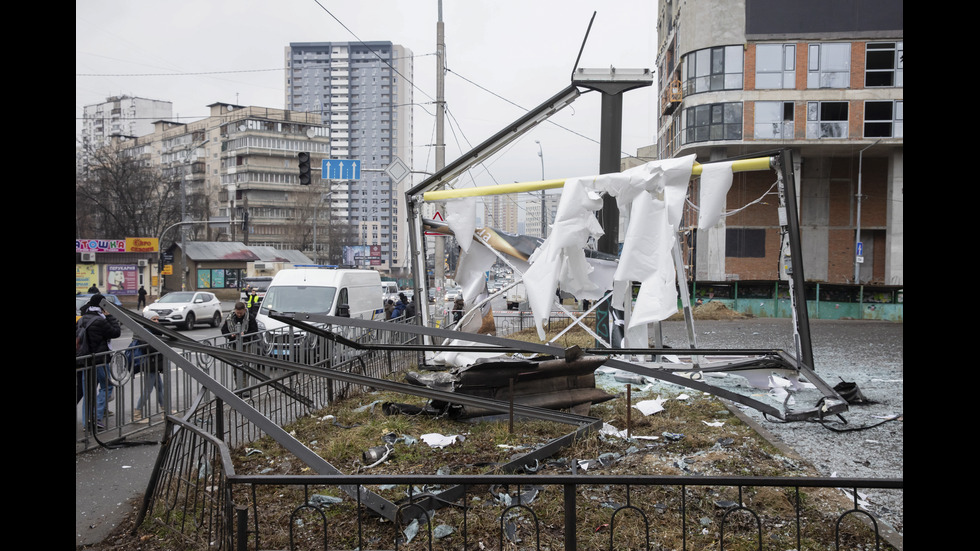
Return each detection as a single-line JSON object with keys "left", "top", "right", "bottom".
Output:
{"left": 583, "top": 258, "right": 617, "bottom": 300}
{"left": 610, "top": 156, "right": 694, "bottom": 327}
{"left": 524, "top": 176, "right": 605, "bottom": 340}
{"left": 614, "top": 191, "right": 678, "bottom": 325}
{"left": 523, "top": 157, "right": 697, "bottom": 339}
{"left": 697, "top": 161, "right": 734, "bottom": 229}
{"left": 663, "top": 155, "right": 697, "bottom": 229}
{"left": 444, "top": 197, "right": 478, "bottom": 253}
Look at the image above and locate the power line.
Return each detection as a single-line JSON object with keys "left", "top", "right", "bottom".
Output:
{"left": 76, "top": 68, "right": 284, "bottom": 77}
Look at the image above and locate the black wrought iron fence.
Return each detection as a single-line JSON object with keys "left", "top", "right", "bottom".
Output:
{"left": 143, "top": 415, "right": 901, "bottom": 551}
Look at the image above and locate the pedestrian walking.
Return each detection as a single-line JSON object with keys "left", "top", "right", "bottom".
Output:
{"left": 76, "top": 294, "right": 121, "bottom": 432}
{"left": 133, "top": 315, "right": 166, "bottom": 422}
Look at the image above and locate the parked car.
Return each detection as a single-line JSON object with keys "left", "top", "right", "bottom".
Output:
{"left": 76, "top": 293, "right": 124, "bottom": 321}
{"left": 443, "top": 287, "right": 462, "bottom": 302}
{"left": 143, "top": 291, "right": 223, "bottom": 330}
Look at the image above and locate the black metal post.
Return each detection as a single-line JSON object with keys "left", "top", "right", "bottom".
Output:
{"left": 777, "top": 149, "right": 815, "bottom": 370}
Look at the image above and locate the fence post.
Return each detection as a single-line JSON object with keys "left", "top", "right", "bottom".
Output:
{"left": 235, "top": 505, "right": 248, "bottom": 551}
{"left": 215, "top": 398, "right": 225, "bottom": 443}
{"left": 564, "top": 484, "right": 576, "bottom": 550}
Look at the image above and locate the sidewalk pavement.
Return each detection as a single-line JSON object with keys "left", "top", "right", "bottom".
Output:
{"left": 76, "top": 424, "right": 165, "bottom": 547}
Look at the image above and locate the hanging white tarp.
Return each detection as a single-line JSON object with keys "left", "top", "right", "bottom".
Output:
{"left": 523, "top": 156, "right": 696, "bottom": 340}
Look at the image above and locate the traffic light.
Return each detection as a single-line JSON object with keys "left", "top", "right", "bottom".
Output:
{"left": 298, "top": 152, "right": 311, "bottom": 185}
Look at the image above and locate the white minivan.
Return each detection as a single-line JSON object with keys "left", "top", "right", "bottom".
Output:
{"left": 381, "top": 280, "right": 399, "bottom": 303}
{"left": 256, "top": 267, "right": 384, "bottom": 333}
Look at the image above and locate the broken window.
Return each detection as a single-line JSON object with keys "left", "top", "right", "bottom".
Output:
{"left": 754, "top": 101, "right": 795, "bottom": 139}
{"left": 864, "top": 100, "right": 903, "bottom": 138}
{"left": 865, "top": 42, "right": 903, "bottom": 87}
{"left": 806, "top": 101, "right": 849, "bottom": 139}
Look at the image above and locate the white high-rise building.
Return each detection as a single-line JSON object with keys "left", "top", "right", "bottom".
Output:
{"left": 285, "top": 42, "right": 414, "bottom": 275}
{"left": 79, "top": 95, "right": 173, "bottom": 167}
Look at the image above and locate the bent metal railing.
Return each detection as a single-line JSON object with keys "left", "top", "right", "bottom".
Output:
{"left": 92, "top": 301, "right": 901, "bottom": 549}
{"left": 143, "top": 415, "right": 902, "bottom": 551}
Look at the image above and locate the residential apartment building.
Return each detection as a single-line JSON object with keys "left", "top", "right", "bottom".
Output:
{"left": 654, "top": 0, "right": 902, "bottom": 291}
{"left": 484, "top": 194, "right": 520, "bottom": 236}
{"left": 285, "top": 41, "right": 414, "bottom": 276}
{"left": 107, "top": 103, "right": 335, "bottom": 263}
{"left": 79, "top": 95, "right": 173, "bottom": 167}
{"left": 523, "top": 192, "right": 561, "bottom": 239}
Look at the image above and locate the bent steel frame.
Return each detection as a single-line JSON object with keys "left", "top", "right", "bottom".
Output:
{"left": 400, "top": 81, "right": 839, "bottom": 419}
{"left": 100, "top": 301, "right": 602, "bottom": 522}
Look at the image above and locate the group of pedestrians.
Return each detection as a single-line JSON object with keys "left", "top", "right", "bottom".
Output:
{"left": 384, "top": 292, "right": 417, "bottom": 320}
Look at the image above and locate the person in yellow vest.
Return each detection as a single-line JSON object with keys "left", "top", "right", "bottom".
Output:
{"left": 246, "top": 288, "right": 261, "bottom": 315}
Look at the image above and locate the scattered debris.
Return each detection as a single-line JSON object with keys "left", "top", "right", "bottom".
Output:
{"left": 634, "top": 397, "right": 667, "bottom": 416}
{"left": 834, "top": 379, "right": 875, "bottom": 405}
{"left": 308, "top": 494, "right": 343, "bottom": 507}
{"left": 421, "top": 433, "right": 465, "bottom": 448}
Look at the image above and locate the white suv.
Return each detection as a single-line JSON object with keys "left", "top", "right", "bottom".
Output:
{"left": 143, "top": 291, "right": 223, "bottom": 330}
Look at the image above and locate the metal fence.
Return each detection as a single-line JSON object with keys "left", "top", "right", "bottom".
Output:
{"left": 143, "top": 414, "right": 901, "bottom": 551}
{"left": 81, "top": 311, "right": 901, "bottom": 549}
{"left": 74, "top": 318, "right": 422, "bottom": 453}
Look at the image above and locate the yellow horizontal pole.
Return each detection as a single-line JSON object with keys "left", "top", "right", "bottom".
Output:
{"left": 422, "top": 156, "right": 774, "bottom": 202}
{"left": 423, "top": 179, "right": 566, "bottom": 202}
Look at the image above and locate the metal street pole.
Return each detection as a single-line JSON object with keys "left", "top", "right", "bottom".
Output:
{"left": 853, "top": 139, "right": 880, "bottom": 284}
{"left": 433, "top": 0, "right": 447, "bottom": 299}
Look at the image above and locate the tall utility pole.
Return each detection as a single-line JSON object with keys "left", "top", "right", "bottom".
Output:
{"left": 433, "top": 0, "right": 447, "bottom": 295}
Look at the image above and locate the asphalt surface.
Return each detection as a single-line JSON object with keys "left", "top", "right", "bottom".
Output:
{"left": 75, "top": 316, "right": 903, "bottom": 548}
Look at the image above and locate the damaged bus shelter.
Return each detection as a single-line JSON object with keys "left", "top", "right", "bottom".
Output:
{"left": 402, "top": 81, "right": 850, "bottom": 424}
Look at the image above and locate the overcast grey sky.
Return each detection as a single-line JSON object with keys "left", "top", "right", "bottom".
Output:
{"left": 76, "top": 0, "right": 659, "bottom": 189}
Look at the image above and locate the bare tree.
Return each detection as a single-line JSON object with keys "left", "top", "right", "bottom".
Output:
{"left": 76, "top": 143, "right": 182, "bottom": 247}
{"left": 286, "top": 185, "right": 356, "bottom": 263}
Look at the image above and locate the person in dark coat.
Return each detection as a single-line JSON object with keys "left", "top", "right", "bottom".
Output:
{"left": 391, "top": 293, "right": 409, "bottom": 319}
{"left": 137, "top": 286, "right": 148, "bottom": 309}
{"left": 221, "top": 302, "right": 259, "bottom": 345}
{"left": 221, "top": 302, "right": 260, "bottom": 394}
{"left": 453, "top": 297, "right": 464, "bottom": 323}
{"left": 406, "top": 295, "right": 417, "bottom": 319}
{"left": 76, "top": 294, "right": 122, "bottom": 431}
{"left": 133, "top": 315, "right": 167, "bottom": 422}
{"left": 384, "top": 299, "right": 395, "bottom": 320}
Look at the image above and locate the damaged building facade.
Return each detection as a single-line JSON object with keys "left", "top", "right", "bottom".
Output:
{"left": 650, "top": 0, "right": 902, "bottom": 312}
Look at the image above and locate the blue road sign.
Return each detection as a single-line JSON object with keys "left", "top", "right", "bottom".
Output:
{"left": 322, "top": 159, "right": 361, "bottom": 180}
